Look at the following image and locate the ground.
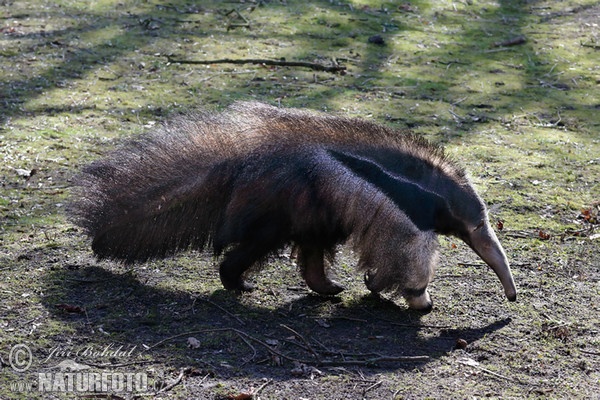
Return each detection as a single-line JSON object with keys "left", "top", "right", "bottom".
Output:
{"left": 0, "top": 0, "right": 599, "bottom": 399}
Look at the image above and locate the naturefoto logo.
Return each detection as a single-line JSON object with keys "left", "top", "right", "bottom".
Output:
{"left": 7, "top": 343, "right": 149, "bottom": 394}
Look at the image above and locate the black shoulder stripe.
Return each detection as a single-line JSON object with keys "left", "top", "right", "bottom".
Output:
{"left": 329, "top": 149, "right": 446, "bottom": 231}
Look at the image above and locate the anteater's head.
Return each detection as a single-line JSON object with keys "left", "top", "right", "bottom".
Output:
{"left": 434, "top": 180, "right": 517, "bottom": 303}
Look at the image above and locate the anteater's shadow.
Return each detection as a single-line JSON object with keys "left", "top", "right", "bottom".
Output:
{"left": 41, "top": 264, "right": 511, "bottom": 379}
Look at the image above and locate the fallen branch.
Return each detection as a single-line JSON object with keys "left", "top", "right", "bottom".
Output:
{"left": 164, "top": 55, "right": 347, "bottom": 74}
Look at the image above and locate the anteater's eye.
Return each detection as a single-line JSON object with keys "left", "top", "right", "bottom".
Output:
{"left": 473, "top": 220, "right": 485, "bottom": 232}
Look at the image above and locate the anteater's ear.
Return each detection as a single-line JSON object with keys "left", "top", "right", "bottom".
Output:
{"left": 328, "top": 149, "right": 444, "bottom": 231}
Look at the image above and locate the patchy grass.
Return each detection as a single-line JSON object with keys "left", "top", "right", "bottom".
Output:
{"left": 1, "top": 0, "right": 599, "bottom": 398}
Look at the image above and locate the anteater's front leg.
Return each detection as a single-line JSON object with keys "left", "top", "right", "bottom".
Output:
{"left": 297, "top": 244, "right": 344, "bottom": 295}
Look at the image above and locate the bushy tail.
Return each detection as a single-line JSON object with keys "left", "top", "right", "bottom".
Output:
{"left": 68, "top": 113, "right": 237, "bottom": 263}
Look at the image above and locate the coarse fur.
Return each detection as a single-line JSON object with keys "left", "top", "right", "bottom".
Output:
{"left": 69, "top": 101, "right": 502, "bottom": 309}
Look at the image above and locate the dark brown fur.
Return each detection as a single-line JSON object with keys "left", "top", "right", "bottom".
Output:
{"left": 69, "top": 102, "right": 491, "bottom": 308}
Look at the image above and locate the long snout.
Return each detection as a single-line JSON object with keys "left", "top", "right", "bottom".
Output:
{"left": 467, "top": 222, "right": 517, "bottom": 302}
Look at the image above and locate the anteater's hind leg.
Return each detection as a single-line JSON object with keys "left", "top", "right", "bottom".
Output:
{"left": 297, "top": 244, "right": 344, "bottom": 295}
{"left": 219, "top": 242, "right": 269, "bottom": 292}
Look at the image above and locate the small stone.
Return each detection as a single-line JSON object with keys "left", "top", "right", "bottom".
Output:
{"left": 368, "top": 35, "right": 385, "bottom": 45}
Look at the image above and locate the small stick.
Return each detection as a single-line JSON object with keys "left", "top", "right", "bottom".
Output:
{"left": 580, "top": 42, "right": 600, "bottom": 49}
{"left": 225, "top": 9, "right": 251, "bottom": 31}
{"left": 328, "top": 316, "right": 368, "bottom": 323}
{"left": 235, "top": 331, "right": 258, "bottom": 365}
{"left": 280, "top": 324, "right": 321, "bottom": 363}
{"left": 157, "top": 367, "right": 185, "bottom": 394}
{"left": 477, "top": 366, "right": 518, "bottom": 383}
{"left": 459, "top": 359, "right": 525, "bottom": 384}
{"left": 491, "top": 36, "right": 527, "bottom": 48}
{"left": 457, "top": 262, "right": 486, "bottom": 267}
{"left": 388, "top": 322, "right": 453, "bottom": 329}
{"left": 201, "top": 298, "right": 245, "bottom": 326}
{"left": 580, "top": 349, "right": 600, "bottom": 356}
{"left": 483, "top": 47, "right": 513, "bottom": 54}
{"left": 363, "top": 380, "right": 383, "bottom": 395}
{"left": 320, "top": 355, "right": 429, "bottom": 366}
{"left": 253, "top": 379, "right": 273, "bottom": 396}
{"left": 281, "top": 337, "right": 315, "bottom": 354}
{"left": 84, "top": 360, "right": 155, "bottom": 369}
{"left": 504, "top": 230, "right": 530, "bottom": 238}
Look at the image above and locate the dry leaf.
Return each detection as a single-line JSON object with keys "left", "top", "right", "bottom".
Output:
{"left": 538, "top": 230, "right": 551, "bottom": 240}
{"left": 228, "top": 393, "right": 252, "bottom": 400}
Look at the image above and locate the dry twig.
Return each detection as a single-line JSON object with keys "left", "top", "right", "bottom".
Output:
{"left": 491, "top": 36, "right": 527, "bottom": 48}
{"left": 253, "top": 379, "right": 273, "bottom": 396}
{"left": 363, "top": 380, "right": 384, "bottom": 396}
{"left": 157, "top": 367, "right": 186, "bottom": 394}
{"left": 280, "top": 324, "right": 321, "bottom": 363}
{"left": 84, "top": 360, "right": 155, "bottom": 369}
{"left": 164, "top": 55, "right": 347, "bottom": 74}
{"left": 200, "top": 297, "right": 246, "bottom": 326}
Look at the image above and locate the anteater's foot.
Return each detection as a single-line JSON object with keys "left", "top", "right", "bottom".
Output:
{"left": 235, "top": 280, "right": 256, "bottom": 293}
{"left": 364, "top": 270, "right": 379, "bottom": 293}
{"left": 304, "top": 266, "right": 344, "bottom": 295}
{"left": 219, "top": 270, "right": 255, "bottom": 293}
{"left": 307, "top": 279, "right": 345, "bottom": 296}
